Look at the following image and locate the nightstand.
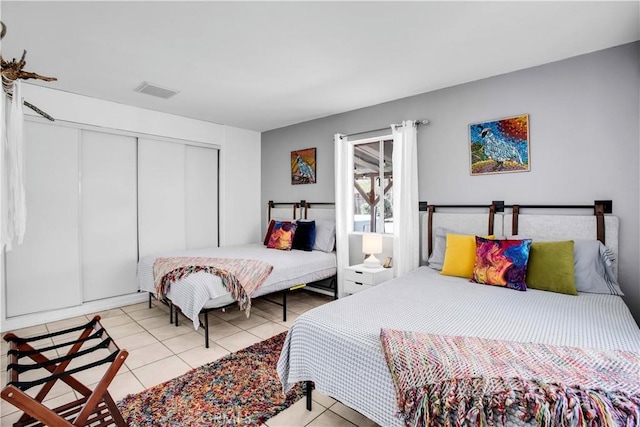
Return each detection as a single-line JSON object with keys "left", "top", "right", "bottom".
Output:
{"left": 344, "top": 264, "right": 394, "bottom": 294}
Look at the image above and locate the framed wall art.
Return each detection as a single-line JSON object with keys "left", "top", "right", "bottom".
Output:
{"left": 469, "top": 114, "right": 530, "bottom": 175}
{"left": 291, "top": 147, "right": 316, "bottom": 185}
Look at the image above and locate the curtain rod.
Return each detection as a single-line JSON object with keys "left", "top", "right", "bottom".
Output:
{"left": 342, "top": 119, "right": 429, "bottom": 139}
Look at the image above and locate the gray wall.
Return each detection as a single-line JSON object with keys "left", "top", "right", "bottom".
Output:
{"left": 261, "top": 42, "right": 640, "bottom": 323}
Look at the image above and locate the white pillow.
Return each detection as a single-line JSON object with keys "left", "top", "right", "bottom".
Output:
{"left": 313, "top": 220, "right": 336, "bottom": 252}
{"left": 426, "top": 227, "right": 448, "bottom": 270}
{"left": 573, "top": 239, "right": 623, "bottom": 295}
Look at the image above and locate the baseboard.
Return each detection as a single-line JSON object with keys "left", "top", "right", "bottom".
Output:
{"left": 1, "top": 292, "right": 149, "bottom": 332}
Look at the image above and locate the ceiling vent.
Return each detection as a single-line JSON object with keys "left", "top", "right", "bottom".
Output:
{"left": 134, "top": 81, "right": 179, "bottom": 99}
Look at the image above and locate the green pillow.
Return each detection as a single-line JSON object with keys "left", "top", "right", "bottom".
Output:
{"left": 526, "top": 240, "right": 577, "bottom": 295}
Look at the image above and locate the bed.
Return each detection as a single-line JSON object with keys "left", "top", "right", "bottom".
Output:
{"left": 277, "top": 202, "right": 640, "bottom": 426}
{"left": 137, "top": 201, "right": 337, "bottom": 347}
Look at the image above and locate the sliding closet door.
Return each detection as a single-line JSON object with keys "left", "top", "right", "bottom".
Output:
{"left": 185, "top": 145, "right": 218, "bottom": 249}
{"left": 138, "top": 139, "right": 219, "bottom": 258}
{"left": 5, "top": 122, "right": 81, "bottom": 317}
{"left": 81, "top": 131, "right": 138, "bottom": 302}
{"left": 138, "top": 138, "right": 186, "bottom": 258}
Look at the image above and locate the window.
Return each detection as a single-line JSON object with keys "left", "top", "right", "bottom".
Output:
{"left": 352, "top": 138, "right": 393, "bottom": 233}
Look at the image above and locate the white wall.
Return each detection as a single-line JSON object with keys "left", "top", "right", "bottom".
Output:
{"left": 20, "top": 84, "right": 224, "bottom": 145}
{"left": 1, "top": 84, "right": 261, "bottom": 330}
{"left": 261, "top": 42, "right": 640, "bottom": 324}
{"left": 220, "top": 125, "right": 262, "bottom": 246}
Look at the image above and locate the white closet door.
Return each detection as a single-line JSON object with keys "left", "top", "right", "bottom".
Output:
{"left": 138, "top": 138, "right": 186, "bottom": 258}
{"left": 5, "top": 122, "right": 81, "bottom": 317}
{"left": 185, "top": 145, "right": 218, "bottom": 249}
{"left": 81, "top": 131, "right": 138, "bottom": 302}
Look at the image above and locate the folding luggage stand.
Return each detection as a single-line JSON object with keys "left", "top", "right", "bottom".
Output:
{"left": 1, "top": 316, "right": 128, "bottom": 427}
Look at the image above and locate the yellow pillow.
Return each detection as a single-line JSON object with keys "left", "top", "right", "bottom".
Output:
{"left": 441, "top": 233, "right": 495, "bottom": 278}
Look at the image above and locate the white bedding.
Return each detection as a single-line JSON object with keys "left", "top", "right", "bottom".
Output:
{"left": 138, "top": 243, "right": 337, "bottom": 328}
{"left": 277, "top": 267, "right": 640, "bottom": 427}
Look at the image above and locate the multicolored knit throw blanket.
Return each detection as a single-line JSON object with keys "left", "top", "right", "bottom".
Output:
{"left": 380, "top": 329, "right": 640, "bottom": 427}
{"left": 153, "top": 257, "right": 273, "bottom": 316}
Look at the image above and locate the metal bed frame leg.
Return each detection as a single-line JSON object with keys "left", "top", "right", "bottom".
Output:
{"left": 169, "top": 304, "right": 213, "bottom": 349}
{"left": 204, "top": 312, "right": 209, "bottom": 348}
{"left": 282, "top": 291, "right": 287, "bottom": 322}
{"left": 148, "top": 292, "right": 152, "bottom": 308}
{"left": 305, "top": 381, "right": 313, "bottom": 410}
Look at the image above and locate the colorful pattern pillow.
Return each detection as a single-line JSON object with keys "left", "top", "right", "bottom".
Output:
{"left": 292, "top": 220, "right": 316, "bottom": 251}
{"left": 263, "top": 219, "right": 294, "bottom": 245}
{"left": 263, "top": 220, "right": 276, "bottom": 245}
{"left": 266, "top": 221, "right": 298, "bottom": 250}
{"left": 472, "top": 237, "right": 532, "bottom": 291}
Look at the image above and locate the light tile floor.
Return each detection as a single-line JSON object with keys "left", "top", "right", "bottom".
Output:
{"left": 0, "top": 291, "right": 381, "bottom": 427}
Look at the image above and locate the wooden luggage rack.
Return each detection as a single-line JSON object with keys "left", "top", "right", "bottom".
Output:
{"left": 1, "top": 316, "right": 128, "bottom": 427}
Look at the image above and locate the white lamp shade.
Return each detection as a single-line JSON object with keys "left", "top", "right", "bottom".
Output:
{"left": 362, "top": 233, "right": 383, "bottom": 255}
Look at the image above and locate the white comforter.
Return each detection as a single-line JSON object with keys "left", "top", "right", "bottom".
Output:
{"left": 278, "top": 266, "right": 640, "bottom": 427}
{"left": 138, "top": 243, "right": 336, "bottom": 329}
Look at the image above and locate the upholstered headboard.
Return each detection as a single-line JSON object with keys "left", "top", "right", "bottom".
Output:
{"left": 420, "top": 201, "right": 618, "bottom": 275}
{"left": 267, "top": 200, "right": 336, "bottom": 222}
{"left": 421, "top": 204, "right": 502, "bottom": 265}
{"left": 267, "top": 201, "right": 299, "bottom": 221}
{"left": 504, "top": 205, "right": 619, "bottom": 277}
{"left": 300, "top": 201, "right": 335, "bottom": 221}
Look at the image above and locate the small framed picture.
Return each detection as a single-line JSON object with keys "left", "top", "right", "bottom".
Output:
{"left": 383, "top": 257, "right": 393, "bottom": 268}
{"left": 469, "top": 114, "right": 530, "bottom": 175}
{"left": 291, "top": 147, "right": 316, "bottom": 185}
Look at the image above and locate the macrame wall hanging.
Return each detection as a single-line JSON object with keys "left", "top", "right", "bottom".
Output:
{"left": 1, "top": 20, "right": 58, "bottom": 250}
{"left": 1, "top": 20, "right": 57, "bottom": 121}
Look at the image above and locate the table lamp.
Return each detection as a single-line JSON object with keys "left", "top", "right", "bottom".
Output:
{"left": 362, "top": 233, "right": 383, "bottom": 268}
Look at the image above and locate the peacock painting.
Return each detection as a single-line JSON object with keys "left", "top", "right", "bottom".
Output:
{"left": 469, "top": 115, "right": 530, "bottom": 175}
{"left": 291, "top": 147, "right": 316, "bottom": 185}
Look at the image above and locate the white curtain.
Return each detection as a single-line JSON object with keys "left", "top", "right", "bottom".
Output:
{"left": 0, "top": 84, "right": 5, "bottom": 251}
{"left": 391, "top": 120, "right": 419, "bottom": 277}
{"left": 1, "top": 80, "right": 27, "bottom": 251}
{"left": 334, "top": 133, "right": 352, "bottom": 297}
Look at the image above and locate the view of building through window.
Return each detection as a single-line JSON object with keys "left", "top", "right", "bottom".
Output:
{"left": 353, "top": 139, "right": 393, "bottom": 233}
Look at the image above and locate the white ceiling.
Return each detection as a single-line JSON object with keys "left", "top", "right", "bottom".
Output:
{"left": 1, "top": 1, "right": 638, "bottom": 132}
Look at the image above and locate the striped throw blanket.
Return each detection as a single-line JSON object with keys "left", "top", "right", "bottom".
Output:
{"left": 380, "top": 329, "right": 640, "bottom": 427}
{"left": 153, "top": 257, "right": 273, "bottom": 316}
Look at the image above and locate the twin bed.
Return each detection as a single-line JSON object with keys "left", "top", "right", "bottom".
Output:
{"left": 137, "top": 201, "right": 337, "bottom": 347}
{"left": 277, "top": 202, "right": 640, "bottom": 426}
